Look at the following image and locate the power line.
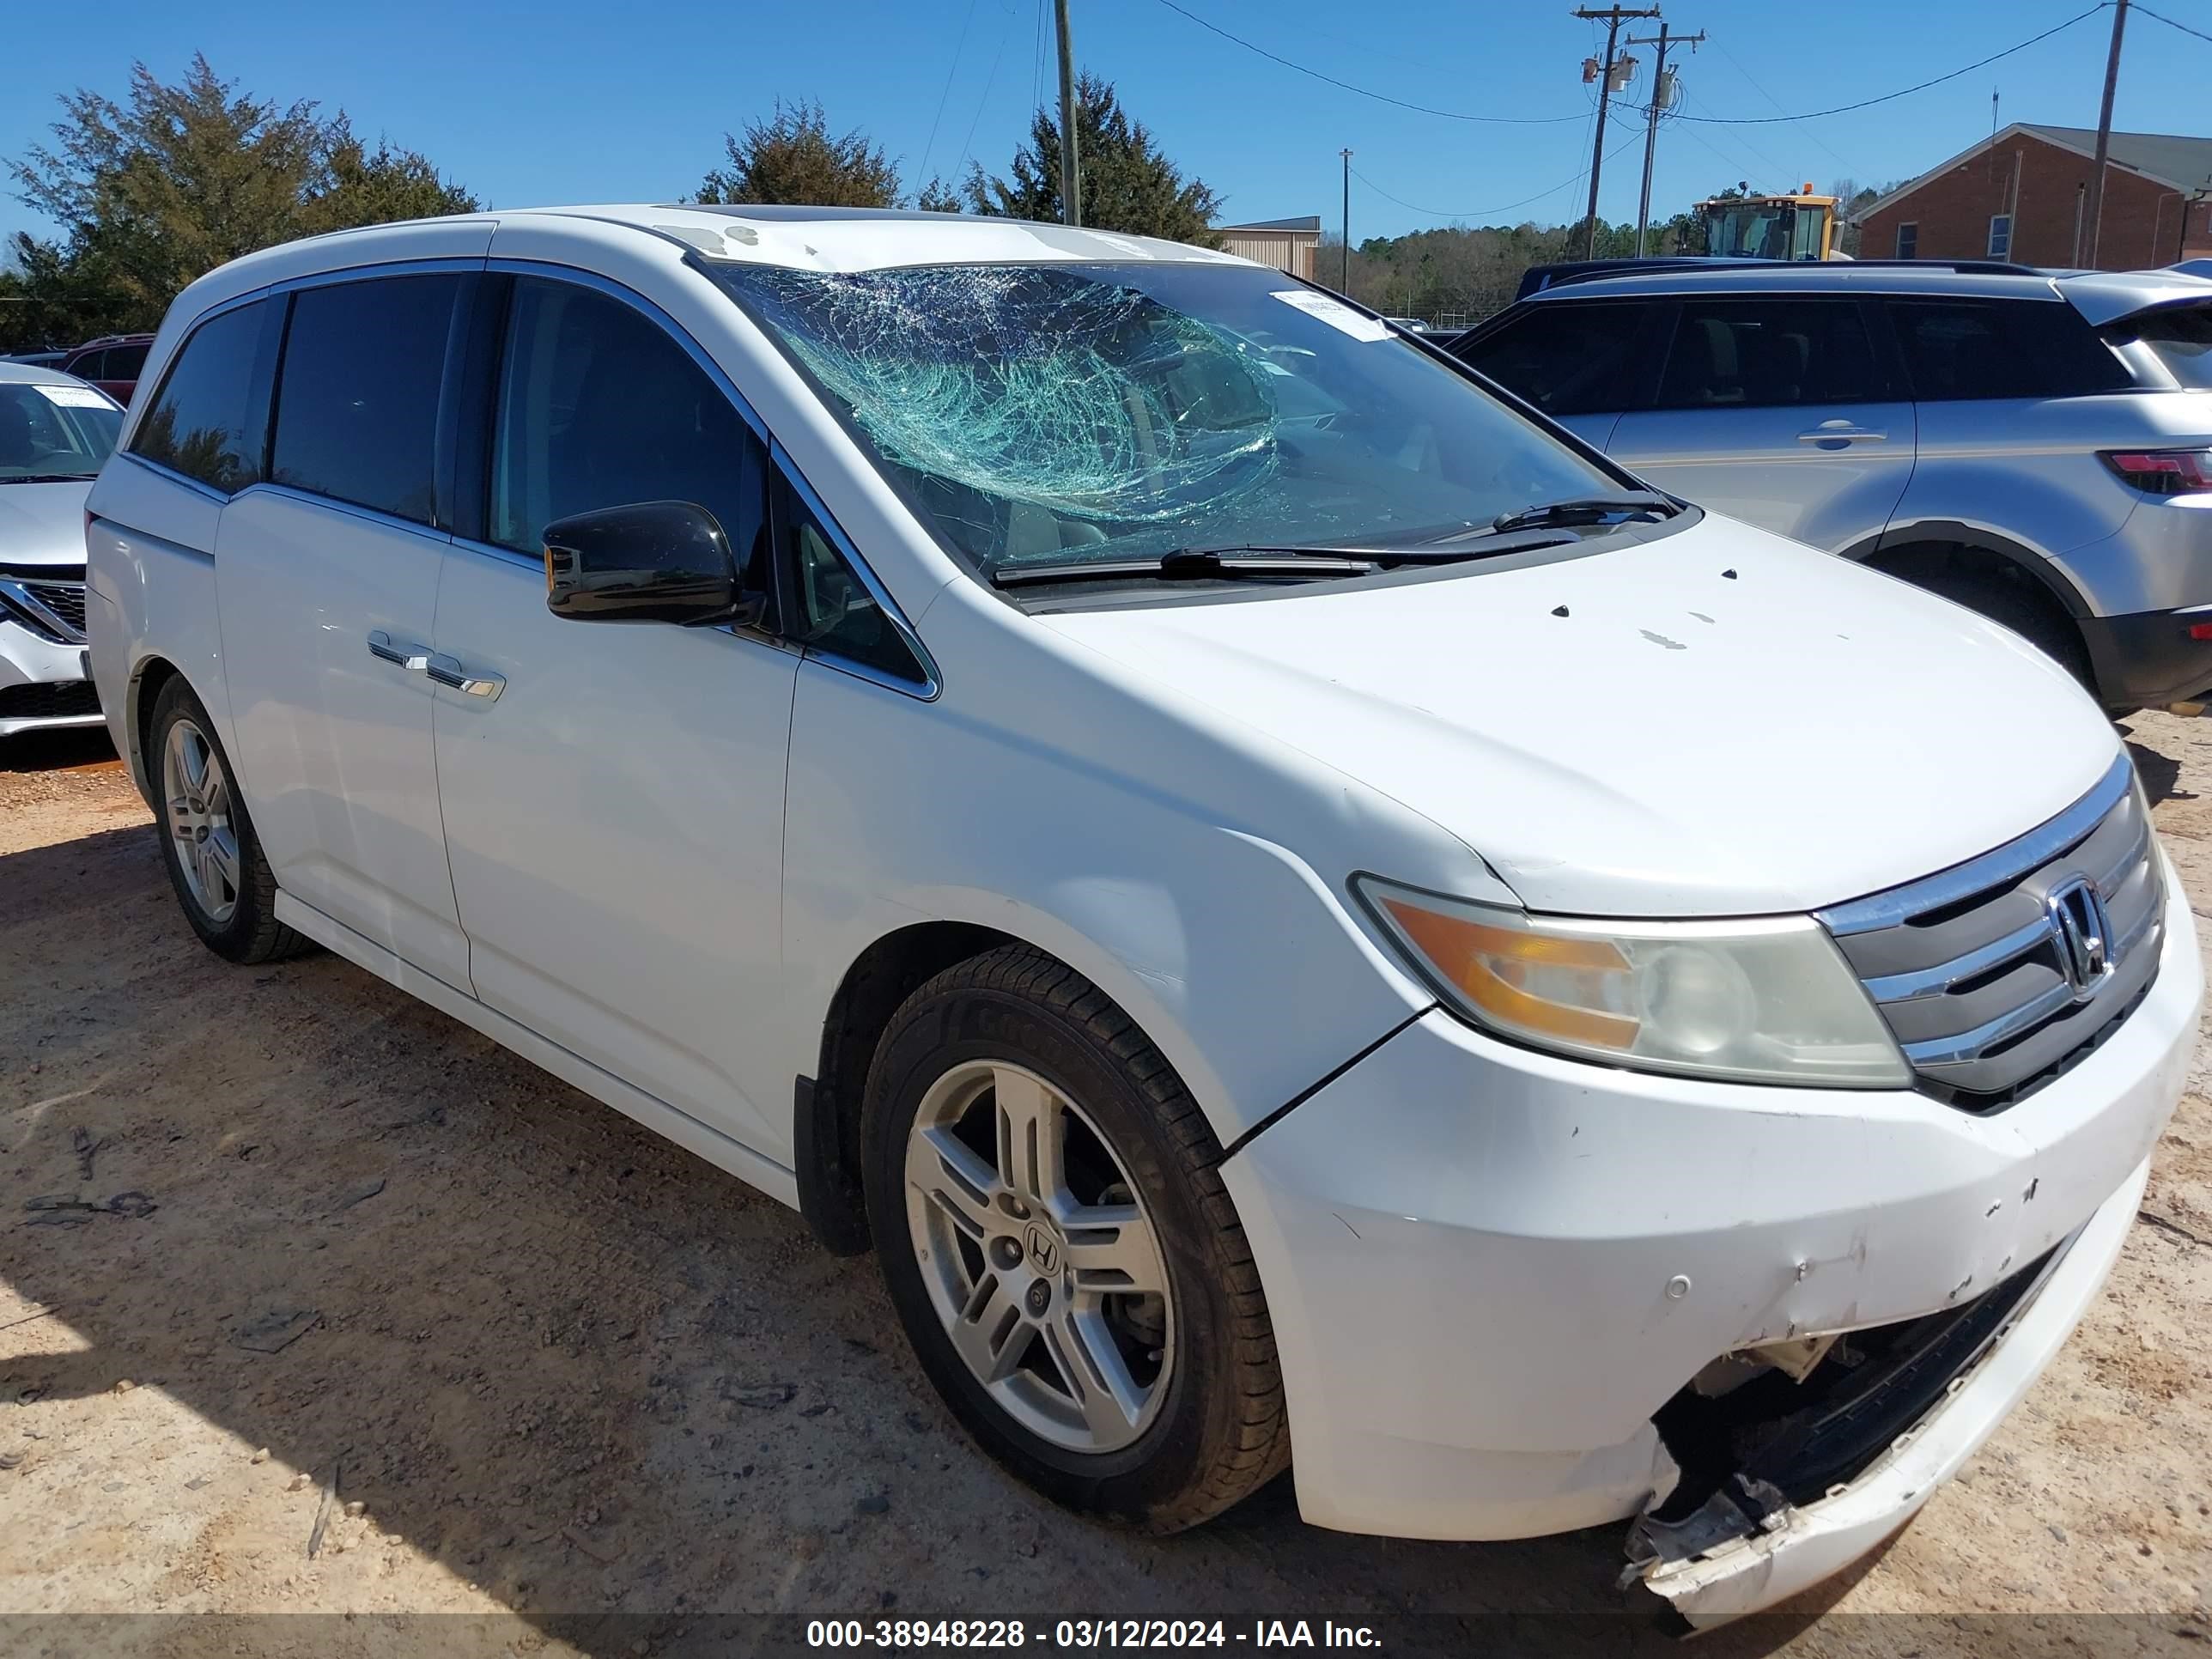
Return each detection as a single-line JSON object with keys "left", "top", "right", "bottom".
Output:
{"left": 1351, "top": 129, "right": 1648, "bottom": 224}
{"left": 2135, "top": 2, "right": 2212, "bottom": 47}
{"left": 920, "top": 0, "right": 982, "bottom": 184}
{"left": 956, "top": 1, "right": 1022, "bottom": 173}
{"left": 1151, "top": 0, "right": 1588, "bottom": 124}
{"left": 1030, "top": 0, "right": 1048, "bottom": 123}
{"left": 1674, "top": 3, "right": 2109, "bottom": 123}
{"left": 1676, "top": 83, "right": 1797, "bottom": 188}
{"left": 1705, "top": 34, "right": 1858, "bottom": 176}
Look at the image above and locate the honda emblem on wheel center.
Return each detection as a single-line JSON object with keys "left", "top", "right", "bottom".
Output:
{"left": 2045, "top": 875, "right": 2114, "bottom": 1000}
{"left": 1024, "top": 1223, "right": 1060, "bottom": 1275}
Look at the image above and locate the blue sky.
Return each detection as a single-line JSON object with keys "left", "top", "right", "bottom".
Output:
{"left": 3, "top": 0, "right": 2207, "bottom": 250}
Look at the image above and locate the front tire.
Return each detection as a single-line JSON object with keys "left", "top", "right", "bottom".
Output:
{"left": 862, "top": 945, "right": 1290, "bottom": 1532}
{"left": 149, "top": 678, "right": 307, "bottom": 964}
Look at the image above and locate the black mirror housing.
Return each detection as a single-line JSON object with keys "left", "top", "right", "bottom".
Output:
{"left": 544, "top": 501, "right": 743, "bottom": 624}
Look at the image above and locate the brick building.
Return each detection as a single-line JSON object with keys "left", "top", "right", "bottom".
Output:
{"left": 1857, "top": 124, "right": 2212, "bottom": 270}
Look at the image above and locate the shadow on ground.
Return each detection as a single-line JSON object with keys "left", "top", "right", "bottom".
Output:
{"left": 1, "top": 726, "right": 118, "bottom": 775}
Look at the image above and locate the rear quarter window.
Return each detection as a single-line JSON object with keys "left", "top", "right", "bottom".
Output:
{"left": 1455, "top": 301, "right": 1650, "bottom": 416}
{"left": 1887, "top": 299, "right": 2133, "bottom": 400}
{"left": 128, "top": 301, "right": 285, "bottom": 493}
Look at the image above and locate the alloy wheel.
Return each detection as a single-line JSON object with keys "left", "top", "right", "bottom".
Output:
{"left": 163, "top": 717, "right": 240, "bottom": 925}
{"left": 903, "top": 1060, "right": 1175, "bottom": 1454}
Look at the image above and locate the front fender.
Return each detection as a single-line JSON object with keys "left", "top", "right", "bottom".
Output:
{"left": 775, "top": 657, "right": 1442, "bottom": 1152}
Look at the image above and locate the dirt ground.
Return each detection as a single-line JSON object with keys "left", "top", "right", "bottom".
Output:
{"left": 3, "top": 717, "right": 2209, "bottom": 1659}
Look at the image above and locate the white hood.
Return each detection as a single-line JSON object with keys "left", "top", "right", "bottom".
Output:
{"left": 0, "top": 478, "right": 94, "bottom": 567}
{"left": 1041, "top": 517, "right": 2123, "bottom": 917}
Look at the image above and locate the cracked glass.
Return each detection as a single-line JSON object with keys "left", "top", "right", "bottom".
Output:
{"left": 711, "top": 261, "right": 1615, "bottom": 578}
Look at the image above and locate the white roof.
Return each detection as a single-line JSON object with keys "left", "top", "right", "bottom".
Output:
{"left": 0, "top": 360, "right": 89, "bottom": 387}
{"left": 207, "top": 203, "right": 1252, "bottom": 282}
{"left": 500, "top": 204, "right": 1251, "bottom": 273}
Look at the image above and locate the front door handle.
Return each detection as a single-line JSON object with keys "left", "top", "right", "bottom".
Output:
{"left": 1797, "top": 421, "right": 1887, "bottom": 444}
{"left": 407, "top": 650, "right": 505, "bottom": 702}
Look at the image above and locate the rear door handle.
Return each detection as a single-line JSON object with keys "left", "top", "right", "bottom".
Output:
{"left": 409, "top": 650, "right": 506, "bottom": 702}
{"left": 1797, "top": 422, "right": 1887, "bottom": 443}
{"left": 366, "top": 629, "right": 416, "bottom": 666}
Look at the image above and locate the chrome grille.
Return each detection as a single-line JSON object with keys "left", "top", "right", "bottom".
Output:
{"left": 1816, "top": 753, "right": 2164, "bottom": 1110}
{"left": 24, "top": 580, "right": 86, "bottom": 636}
{"left": 0, "top": 568, "right": 87, "bottom": 644}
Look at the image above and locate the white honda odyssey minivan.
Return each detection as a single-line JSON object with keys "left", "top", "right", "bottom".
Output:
{"left": 85, "top": 206, "right": 2197, "bottom": 1622}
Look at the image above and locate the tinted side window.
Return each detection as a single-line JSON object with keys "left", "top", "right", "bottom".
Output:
{"left": 70, "top": 350, "right": 109, "bottom": 380}
{"left": 107, "top": 342, "right": 149, "bottom": 379}
{"left": 1655, "top": 299, "right": 1883, "bottom": 410}
{"left": 489, "top": 278, "right": 767, "bottom": 578}
{"left": 776, "top": 474, "right": 926, "bottom": 684}
{"left": 271, "top": 274, "right": 459, "bottom": 524}
{"left": 1888, "top": 300, "right": 2132, "bottom": 400}
{"left": 128, "top": 300, "right": 283, "bottom": 493}
{"left": 1456, "top": 302, "right": 1648, "bottom": 416}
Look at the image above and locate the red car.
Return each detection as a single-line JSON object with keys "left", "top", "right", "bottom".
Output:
{"left": 59, "top": 333, "right": 155, "bottom": 405}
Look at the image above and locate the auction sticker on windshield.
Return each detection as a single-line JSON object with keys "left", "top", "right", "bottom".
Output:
{"left": 37, "top": 384, "right": 112, "bottom": 408}
{"left": 1269, "top": 290, "right": 1391, "bottom": 342}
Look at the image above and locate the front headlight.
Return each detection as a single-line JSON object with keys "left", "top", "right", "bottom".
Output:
{"left": 1354, "top": 876, "right": 1911, "bottom": 1088}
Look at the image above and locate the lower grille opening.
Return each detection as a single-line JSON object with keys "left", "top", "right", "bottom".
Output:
{"left": 1632, "top": 1249, "right": 2055, "bottom": 1569}
{"left": 1921, "top": 978, "right": 2154, "bottom": 1114}
{"left": 0, "top": 681, "right": 100, "bottom": 721}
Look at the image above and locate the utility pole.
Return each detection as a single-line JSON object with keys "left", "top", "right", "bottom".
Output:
{"left": 2081, "top": 0, "right": 2128, "bottom": 266}
{"left": 1340, "top": 149, "right": 1352, "bottom": 292}
{"left": 1575, "top": 5, "right": 1662, "bottom": 259}
{"left": 1055, "top": 0, "right": 1080, "bottom": 226}
{"left": 1626, "top": 21, "right": 1700, "bottom": 258}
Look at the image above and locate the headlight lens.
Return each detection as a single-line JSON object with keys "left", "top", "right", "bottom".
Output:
{"left": 1355, "top": 877, "right": 1911, "bottom": 1088}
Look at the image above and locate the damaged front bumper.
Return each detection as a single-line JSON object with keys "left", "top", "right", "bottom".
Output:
{"left": 1216, "top": 860, "right": 2194, "bottom": 1604}
{"left": 1630, "top": 1157, "right": 2144, "bottom": 1624}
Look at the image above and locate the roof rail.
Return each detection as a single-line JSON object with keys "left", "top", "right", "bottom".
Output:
{"left": 1522, "top": 257, "right": 2051, "bottom": 295}
{"left": 1831, "top": 258, "right": 2045, "bottom": 276}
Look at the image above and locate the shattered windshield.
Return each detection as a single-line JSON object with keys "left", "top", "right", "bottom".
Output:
{"left": 709, "top": 260, "right": 1617, "bottom": 578}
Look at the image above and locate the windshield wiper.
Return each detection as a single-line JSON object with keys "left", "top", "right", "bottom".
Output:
{"left": 1489, "top": 492, "right": 1674, "bottom": 534}
{"left": 0, "top": 473, "right": 99, "bottom": 486}
{"left": 991, "top": 546, "right": 1379, "bottom": 588}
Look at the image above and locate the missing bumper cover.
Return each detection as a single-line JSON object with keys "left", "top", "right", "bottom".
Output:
{"left": 1626, "top": 1242, "right": 2062, "bottom": 1578}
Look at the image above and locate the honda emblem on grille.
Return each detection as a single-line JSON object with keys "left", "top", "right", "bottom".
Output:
{"left": 2045, "top": 876, "right": 2114, "bottom": 1000}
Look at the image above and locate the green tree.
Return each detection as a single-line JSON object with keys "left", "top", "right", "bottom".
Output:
{"left": 696, "top": 99, "right": 902, "bottom": 208}
{"left": 914, "top": 174, "right": 964, "bottom": 215}
{"left": 3, "top": 56, "right": 475, "bottom": 350}
{"left": 965, "top": 74, "right": 1220, "bottom": 245}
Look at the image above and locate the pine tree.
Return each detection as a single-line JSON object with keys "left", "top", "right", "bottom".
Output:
{"left": 696, "top": 100, "right": 902, "bottom": 208}
{"left": 3, "top": 56, "right": 475, "bottom": 348}
{"left": 965, "top": 75, "right": 1220, "bottom": 245}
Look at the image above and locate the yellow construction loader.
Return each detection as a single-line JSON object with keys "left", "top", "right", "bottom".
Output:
{"left": 1697, "top": 185, "right": 1841, "bottom": 261}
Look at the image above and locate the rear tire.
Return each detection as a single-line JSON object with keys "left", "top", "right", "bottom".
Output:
{"left": 862, "top": 945, "right": 1290, "bottom": 1533}
{"left": 149, "top": 678, "right": 309, "bottom": 964}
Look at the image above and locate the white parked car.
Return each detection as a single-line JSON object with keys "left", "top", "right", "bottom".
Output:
{"left": 1, "top": 361, "right": 121, "bottom": 736}
{"left": 86, "top": 206, "right": 2196, "bottom": 1623}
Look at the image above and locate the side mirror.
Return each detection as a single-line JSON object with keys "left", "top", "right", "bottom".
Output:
{"left": 544, "top": 501, "right": 741, "bottom": 624}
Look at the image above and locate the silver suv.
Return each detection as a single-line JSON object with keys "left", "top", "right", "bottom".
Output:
{"left": 1453, "top": 262, "right": 2212, "bottom": 713}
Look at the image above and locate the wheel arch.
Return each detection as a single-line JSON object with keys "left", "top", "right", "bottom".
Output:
{"left": 125, "top": 653, "right": 185, "bottom": 809}
{"left": 1854, "top": 526, "right": 2103, "bottom": 696}
{"left": 798, "top": 919, "right": 1027, "bottom": 1255}
{"left": 1854, "top": 520, "right": 2096, "bottom": 619}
